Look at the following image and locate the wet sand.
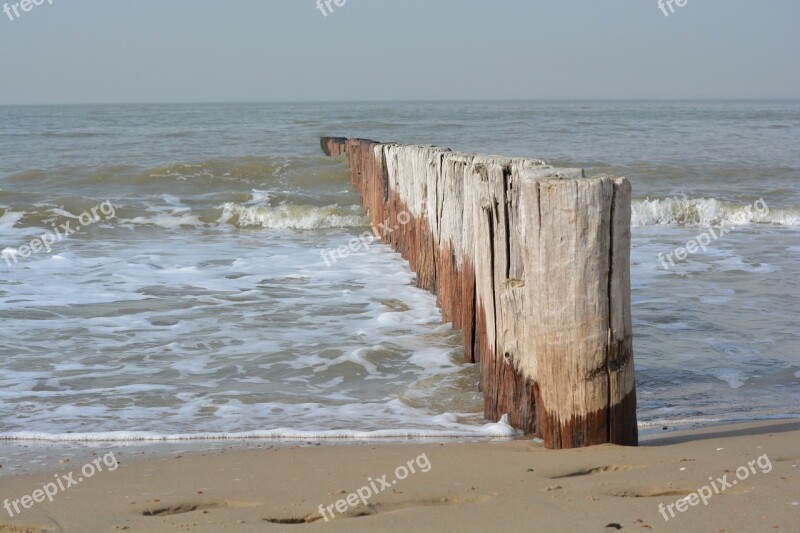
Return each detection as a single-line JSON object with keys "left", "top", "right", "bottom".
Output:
{"left": 1, "top": 420, "right": 798, "bottom": 532}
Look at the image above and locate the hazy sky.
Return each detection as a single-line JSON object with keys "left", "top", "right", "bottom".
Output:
{"left": 0, "top": 0, "right": 798, "bottom": 104}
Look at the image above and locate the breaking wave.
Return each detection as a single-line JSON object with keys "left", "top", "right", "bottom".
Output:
{"left": 632, "top": 197, "right": 800, "bottom": 227}
{"left": 217, "top": 202, "right": 366, "bottom": 230}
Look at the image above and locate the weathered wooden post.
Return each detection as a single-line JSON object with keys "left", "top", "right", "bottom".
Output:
{"left": 321, "top": 136, "right": 637, "bottom": 448}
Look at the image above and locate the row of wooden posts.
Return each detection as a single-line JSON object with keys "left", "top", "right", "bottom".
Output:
{"left": 321, "top": 137, "right": 638, "bottom": 449}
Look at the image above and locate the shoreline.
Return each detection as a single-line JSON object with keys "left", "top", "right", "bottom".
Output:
{"left": 2, "top": 415, "right": 798, "bottom": 474}
{"left": 1, "top": 419, "right": 797, "bottom": 532}
{"left": 3, "top": 415, "right": 798, "bottom": 474}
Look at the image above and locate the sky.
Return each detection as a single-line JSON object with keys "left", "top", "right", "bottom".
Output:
{"left": 0, "top": 0, "right": 798, "bottom": 104}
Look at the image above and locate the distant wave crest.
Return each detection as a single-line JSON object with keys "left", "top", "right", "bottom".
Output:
{"left": 632, "top": 197, "right": 800, "bottom": 226}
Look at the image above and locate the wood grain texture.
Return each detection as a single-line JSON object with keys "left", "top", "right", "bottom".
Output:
{"left": 320, "top": 136, "right": 637, "bottom": 448}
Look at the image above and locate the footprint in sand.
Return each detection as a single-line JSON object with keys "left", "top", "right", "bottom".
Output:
{"left": 548, "top": 464, "right": 645, "bottom": 479}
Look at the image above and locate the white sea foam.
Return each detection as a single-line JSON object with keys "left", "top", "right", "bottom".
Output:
{"left": 710, "top": 369, "right": 748, "bottom": 389}
{"left": 0, "top": 416, "right": 518, "bottom": 442}
{"left": 217, "top": 202, "right": 366, "bottom": 229}
{"left": 632, "top": 197, "right": 800, "bottom": 226}
{"left": 122, "top": 210, "right": 205, "bottom": 228}
{"left": 50, "top": 207, "right": 81, "bottom": 218}
{"left": 0, "top": 210, "right": 24, "bottom": 232}
{"left": 249, "top": 189, "right": 273, "bottom": 204}
{"left": 0, "top": 233, "right": 496, "bottom": 441}
{"left": 161, "top": 194, "right": 184, "bottom": 207}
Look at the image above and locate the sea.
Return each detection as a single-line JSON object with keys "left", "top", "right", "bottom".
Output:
{"left": 1, "top": 101, "right": 798, "bottom": 468}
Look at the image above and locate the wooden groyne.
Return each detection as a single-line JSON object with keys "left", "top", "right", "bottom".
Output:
{"left": 321, "top": 137, "right": 637, "bottom": 449}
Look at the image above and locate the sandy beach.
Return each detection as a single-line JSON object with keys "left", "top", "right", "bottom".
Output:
{"left": 1, "top": 420, "right": 797, "bottom": 532}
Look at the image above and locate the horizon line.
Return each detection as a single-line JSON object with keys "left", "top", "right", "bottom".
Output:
{"left": 1, "top": 97, "right": 800, "bottom": 107}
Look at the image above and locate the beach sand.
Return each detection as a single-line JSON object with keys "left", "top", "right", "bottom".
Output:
{"left": 1, "top": 420, "right": 797, "bottom": 532}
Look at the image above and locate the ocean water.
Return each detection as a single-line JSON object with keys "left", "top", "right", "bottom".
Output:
{"left": 0, "top": 101, "right": 798, "bottom": 455}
